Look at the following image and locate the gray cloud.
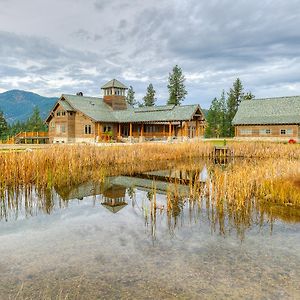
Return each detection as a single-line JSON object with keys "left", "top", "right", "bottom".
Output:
{"left": 0, "top": 0, "right": 300, "bottom": 107}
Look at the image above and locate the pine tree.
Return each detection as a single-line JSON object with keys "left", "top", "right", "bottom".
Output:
{"left": 0, "top": 110, "right": 8, "bottom": 139}
{"left": 167, "top": 65, "right": 187, "bottom": 105}
{"left": 226, "top": 78, "right": 245, "bottom": 136}
{"left": 243, "top": 91, "right": 255, "bottom": 100}
{"left": 143, "top": 83, "right": 156, "bottom": 106}
{"left": 25, "top": 106, "right": 47, "bottom": 132}
{"left": 205, "top": 97, "right": 222, "bottom": 138}
{"left": 219, "top": 90, "right": 228, "bottom": 137}
{"left": 126, "top": 86, "right": 136, "bottom": 107}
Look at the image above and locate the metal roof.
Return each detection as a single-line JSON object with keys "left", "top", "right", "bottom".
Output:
{"left": 232, "top": 96, "right": 300, "bottom": 125}
{"left": 61, "top": 94, "right": 117, "bottom": 122}
{"left": 47, "top": 94, "right": 203, "bottom": 123}
{"left": 114, "top": 104, "right": 201, "bottom": 123}
{"left": 101, "top": 79, "right": 128, "bottom": 89}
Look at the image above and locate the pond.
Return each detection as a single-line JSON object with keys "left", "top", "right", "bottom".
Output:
{"left": 0, "top": 160, "right": 299, "bottom": 299}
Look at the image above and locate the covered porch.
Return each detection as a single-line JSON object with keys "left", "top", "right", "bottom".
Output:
{"left": 115, "top": 120, "right": 204, "bottom": 141}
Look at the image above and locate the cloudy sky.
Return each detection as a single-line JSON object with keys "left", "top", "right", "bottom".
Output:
{"left": 1, "top": 0, "right": 300, "bottom": 108}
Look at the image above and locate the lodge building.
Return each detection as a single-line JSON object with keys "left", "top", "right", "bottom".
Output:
{"left": 46, "top": 79, "right": 206, "bottom": 143}
{"left": 233, "top": 96, "right": 300, "bottom": 141}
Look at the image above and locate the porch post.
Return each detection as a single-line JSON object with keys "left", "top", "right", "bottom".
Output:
{"left": 118, "top": 124, "right": 121, "bottom": 138}
{"left": 179, "top": 121, "right": 183, "bottom": 137}
{"left": 139, "top": 123, "right": 145, "bottom": 143}
{"left": 129, "top": 123, "right": 132, "bottom": 136}
{"left": 168, "top": 122, "right": 172, "bottom": 142}
{"left": 169, "top": 122, "right": 172, "bottom": 137}
{"left": 196, "top": 119, "right": 199, "bottom": 137}
{"left": 184, "top": 122, "right": 189, "bottom": 139}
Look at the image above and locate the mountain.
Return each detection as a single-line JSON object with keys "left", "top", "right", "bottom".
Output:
{"left": 0, "top": 90, "right": 58, "bottom": 123}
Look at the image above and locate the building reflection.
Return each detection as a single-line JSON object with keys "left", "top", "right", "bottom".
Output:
{"left": 101, "top": 185, "right": 127, "bottom": 213}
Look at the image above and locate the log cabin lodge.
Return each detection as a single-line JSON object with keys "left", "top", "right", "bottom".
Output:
{"left": 46, "top": 79, "right": 206, "bottom": 143}
{"left": 232, "top": 96, "right": 300, "bottom": 141}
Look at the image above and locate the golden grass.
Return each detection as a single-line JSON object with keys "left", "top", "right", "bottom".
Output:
{"left": 206, "top": 159, "right": 300, "bottom": 208}
{"left": 0, "top": 141, "right": 299, "bottom": 209}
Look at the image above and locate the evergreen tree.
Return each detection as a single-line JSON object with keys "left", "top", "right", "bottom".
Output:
{"left": 0, "top": 110, "right": 8, "bottom": 139}
{"left": 8, "top": 120, "right": 26, "bottom": 136}
{"left": 226, "top": 78, "right": 245, "bottom": 136}
{"left": 205, "top": 97, "right": 222, "bottom": 138}
{"left": 126, "top": 86, "right": 136, "bottom": 106}
{"left": 167, "top": 65, "right": 187, "bottom": 105}
{"left": 205, "top": 80, "right": 254, "bottom": 138}
{"left": 219, "top": 90, "right": 228, "bottom": 137}
{"left": 25, "top": 106, "right": 47, "bottom": 132}
{"left": 243, "top": 91, "right": 255, "bottom": 100}
{"left": 143, "top": 83, "right": 156, "bottom": 106}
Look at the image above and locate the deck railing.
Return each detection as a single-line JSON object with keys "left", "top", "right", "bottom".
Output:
{"left": 0, "top": 132, "right": 49, "bottom": 144}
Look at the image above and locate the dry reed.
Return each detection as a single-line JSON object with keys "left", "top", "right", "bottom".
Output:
{"left": 0, "top": 141, "right": 300, "bottom": 208}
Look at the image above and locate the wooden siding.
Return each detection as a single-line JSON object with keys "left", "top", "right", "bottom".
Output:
{"left": 235, "top": 124, "right": 299, "bottom": 139}
{"left": 47, "top": 103, "right": 205, "bottom": 143}
{"left": 48, "top": 103, "right": 96, "bottom": 143}
{"left": 103, "top": 95, "right": 127, "bottom": 110}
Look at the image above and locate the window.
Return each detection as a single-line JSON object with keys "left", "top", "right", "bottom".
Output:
{"left": 61, "top": 124, "right": 66, "bottom": 133}
{"left": 259, "top": 129, "right": 271, "bottom": 135}
{"left": 69, "top": 112, "right": 73, "bottom": 116}
{"left": 85, "top": 125, "right": 92, "bottom": 134}
{"left": 281, "top": 129, "right": 293, "bottom": 135}
{"left": 56, "top": 111, "right": 61, "bottom": 117}
{"left": 240, "top": 129, "right": 252, "bottom": 135}
{"left": 103, "top": 125, "right": 112, "bottom": 132}
{"left": 56, "top": 124, "right": 61, "bottom": 134}
{"left": 61, "top": 111, "right": 66, "bottom": 116}
{"left": 51, "top": 121, "right": 55, "bottom": 129}
{"left": 144, "top": 125, "right": 160, "bottom": 133}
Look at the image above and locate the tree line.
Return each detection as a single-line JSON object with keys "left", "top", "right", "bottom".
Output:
{"left": 0, "top": 66, "right": 253, "bottom": 140}
{"left": 0, "top": 107, "right": 47, "bottom": 140}
{"left": 205, "top": 78, "right": 254, "bottom": 138}
{"left": 126, "top": 65, "right": 188, "bottom": 107}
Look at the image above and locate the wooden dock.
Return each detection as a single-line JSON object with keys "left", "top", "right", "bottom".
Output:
{"left": 211, "top": 146, "right": 232, "bottom": 158}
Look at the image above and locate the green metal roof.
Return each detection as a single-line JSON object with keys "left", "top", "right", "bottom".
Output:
{"left": 101, "top": 79, "right": 128, "bottom": 89}
{"left": 232, "top": 96, "right": 300, "bottom": 125}
{"left": 58, "top": 99, "right": 74, "bottom": 111}
{"left": 61, "top": 94, "right": 117, "bottom": 122}
{"left": 114, "top": 104, "right": 200, "bottom": 123}
{"left": 47, "top": 94, "right": 203, "bottom": 123}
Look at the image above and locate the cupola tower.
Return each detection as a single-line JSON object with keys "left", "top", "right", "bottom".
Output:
{"left": 101, "top": 79, "right": 128, "bottom": 110}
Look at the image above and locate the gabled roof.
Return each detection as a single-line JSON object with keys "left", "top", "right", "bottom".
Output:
{"left": 101, "top": 203, "right": 128, "bottom": 213}
{"left": 61, "top": 94, "right": 117, "bottom": 122}
{"left": 232, "top": 96, "right": 300, "bottom": 125}
{"left": 46, "top": 94, "right": 204, "bottom": 123}
{"left": 101, "top": 79, "right": 128, "bottom": 89}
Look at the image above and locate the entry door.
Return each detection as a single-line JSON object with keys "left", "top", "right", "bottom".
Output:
{"left": 122, "top": 125, "right": 129, "bottom": 137}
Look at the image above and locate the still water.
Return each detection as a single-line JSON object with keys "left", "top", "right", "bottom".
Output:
{"left": 0, "top": 164, "right": 299, "bottom": 299}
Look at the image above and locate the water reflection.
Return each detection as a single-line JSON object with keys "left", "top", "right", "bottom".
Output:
{"left": 1, "top": 162, "right": 299, "bottom": 241}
